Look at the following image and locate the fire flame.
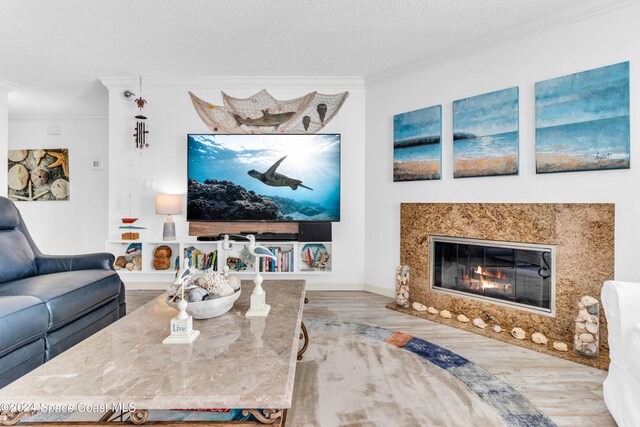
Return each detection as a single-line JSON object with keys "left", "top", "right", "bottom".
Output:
{"left": 471, "top": 265, "right": 511, "bottom": 292}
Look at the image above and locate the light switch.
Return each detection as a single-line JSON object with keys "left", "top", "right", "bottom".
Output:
{"left": 143, "top": 179, "right": 156, "bottom": 192}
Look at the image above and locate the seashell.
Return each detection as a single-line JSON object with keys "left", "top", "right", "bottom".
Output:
{"left": 8, "top": 149, "right": 28, "bottom": 162}
{"left": 427, "top": 306, "right": 439, "bottom": 315}
{"left": 125, "top": 262, "right": 135, "bottom": 271}
{"left": 187, "top": 287, "right": 208, "bottom": 302}
{"left": 575, "top": 337, "right": 583, "bottom": 347}
{"left": 439, "top": 310, "right": 452, "bottom": 319}
{"left": 587, "top": 305, "right": 598, "bottom": 315}
{"left": 8, "top": 164, "right": 29, "bottom": 190}
{"left": 511, "top": 327, "right": 526, "bottom": 340}
{"left": 580, "top": 295, "right": 598, "bottom": 307}
{"left": 412, "top": 302, "right": 427, "bottom": 311}
{"left": 553, "top": 341, "right": 568, "bottom": 352}
{"left": 579, "top": 333, "right": 595, "bottom": 343}
{"left": 582, "top": 343, "right": 598, "bottom": 356}
{"left": 589, "top": 315, "right": 599, "bottom": 324}
{"left": 492, "top": 325, "right": 502, "bottom": 333}
{"left": 575, "top": 309, "right": 591, "bottom": 323}
{"left": 585, "top": 322, "right": 598, "bottom": 334}
{"left": 472, "top": 318, "right": 487, "bottom": 329}
{"left": 457, "top": 314, "right": 470, "bottom": 323}
{"left": 50, "top": 178, "right": 69, "bottom": 199}
{"left": 33, "top": 149, "right": 46, "bottom": 166}
{"left": 30, "top": 167, "right": 49, "bottom": 186}
{"left": 228, "top": 275, "right": 241, "bottom": 291}
{"left": 532, "top": 332, "right": 548, "bottom": 345}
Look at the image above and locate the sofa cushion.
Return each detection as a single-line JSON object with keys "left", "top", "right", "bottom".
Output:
{"left": 0, "top": 197, "right": 20, "bottom": 230}
{"left": 0, "top": 270, "right": 121, "bottom": 330}
{"left": 45, "top": 299, "right": 119, "bottom": 359}
{"left": 0, "top": 230, "right": 37, "bottom": 283}
{"left": 0, "top": 339, "right": 45, "bottom": 388}
{"left": 0, "top": 296, "right": 48, "bottom": 357}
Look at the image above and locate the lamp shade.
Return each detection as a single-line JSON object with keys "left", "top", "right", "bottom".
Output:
{"left": 156, "top": 194, "right": 182, "bottom": 215}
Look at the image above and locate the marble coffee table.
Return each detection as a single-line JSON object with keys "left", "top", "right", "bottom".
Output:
{"left": 0, "top": 280, "right": 307, "bottom": 426}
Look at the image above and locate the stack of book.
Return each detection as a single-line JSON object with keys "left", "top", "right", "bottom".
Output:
{"left": 259, "top": 247, "right": 294, "bottom": 272}
{"left": 184, "top": 247, "right": 218, "bottom": 270}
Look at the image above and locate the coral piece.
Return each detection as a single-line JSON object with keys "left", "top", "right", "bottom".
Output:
{"left": 457, "top": 314, "right": 470, "bottom": 323}
{"left": 153, "top": 245, "right": 172, "bottom": 270}
{"left": 46, "top": 151, "right": 69, "bottom": 177}
{"left": 532, "top": 332, "right": 548, "bottom": 345}
{"left": 114, "top": 256, "right": 127, "bottom": 270}
{"left": 439, "top": 310, "right": 452, "bottom": 319}
{"left": 196, "top": 270, "right": 234, "bottom": 298}
{"left": 132, "top": 255, "right": 142, "bottom": 271}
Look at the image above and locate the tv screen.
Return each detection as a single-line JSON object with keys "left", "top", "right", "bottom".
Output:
{"left": 187, "top": 134, "right": 341, "bottom": 222}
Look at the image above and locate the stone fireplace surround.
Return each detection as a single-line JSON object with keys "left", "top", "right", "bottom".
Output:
{"left": 388, "top": 203, "right": 614, "bottom": 369}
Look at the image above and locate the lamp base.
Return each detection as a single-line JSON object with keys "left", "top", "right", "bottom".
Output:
{"left": 163, "top": 221, "right": 176, "bottom": 241}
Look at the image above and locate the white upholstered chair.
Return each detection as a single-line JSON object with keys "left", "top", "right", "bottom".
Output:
{"left": 601, "top": 280, "right": 640, "bottom": 426}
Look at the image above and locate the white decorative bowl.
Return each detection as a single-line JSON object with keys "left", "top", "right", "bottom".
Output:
{"left": 166, "top": 288, "right": 241, "bottom": 319}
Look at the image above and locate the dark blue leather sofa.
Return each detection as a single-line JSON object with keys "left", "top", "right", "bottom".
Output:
{"left": 0, "top": 197, "right": 125, "bottom": 387}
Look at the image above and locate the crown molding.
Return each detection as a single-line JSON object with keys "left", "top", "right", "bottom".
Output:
{"left": 0, "top": 78, "right": 19, "bottom": 93}
{"left": 99, "top": 75, "right": 364, "bottom": 91}
{"left": 365, "top": 0, "right": 639, "bottom": 87}
{"left": 8, "top": 114, "right": 108, "bottom": 120}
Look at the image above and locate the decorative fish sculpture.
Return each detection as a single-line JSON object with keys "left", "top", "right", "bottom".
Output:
{"left": 233, "top": 110, "right": 296, "bottom": 129}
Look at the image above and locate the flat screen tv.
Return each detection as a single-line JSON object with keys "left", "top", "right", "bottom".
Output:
{"left": 187, "top": 134, "right": 341, "bottom": 222}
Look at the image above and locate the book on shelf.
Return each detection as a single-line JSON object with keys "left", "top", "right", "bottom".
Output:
{"left": 259, "top": 246, "right": 294, "bottom": 273}
{"left": 183, "top": 246, "right": 218, "bottom": 271}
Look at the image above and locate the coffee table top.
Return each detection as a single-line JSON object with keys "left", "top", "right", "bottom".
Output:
{"left": 0, "top": 280, "right": 306, "bottom": 410}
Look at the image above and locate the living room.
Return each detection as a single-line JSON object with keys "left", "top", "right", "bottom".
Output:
{"left": 0, "top": 1, "right": 638, "bottom": 426}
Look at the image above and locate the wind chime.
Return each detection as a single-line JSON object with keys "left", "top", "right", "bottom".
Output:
{"left": 133, "top": 76, "right": 149, "bottom": 150}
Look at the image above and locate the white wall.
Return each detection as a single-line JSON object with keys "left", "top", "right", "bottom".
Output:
{"left": 102, "top": 78, "right": 366, "bottom": 288}
{"left": 365, "top": 3, "right": 640, "bottom": 294}
{"left": 8, "top": 118, "right": 109, "bottom": 254}
{"left": 0, "top": 84, "right": 12, "bottom": 196}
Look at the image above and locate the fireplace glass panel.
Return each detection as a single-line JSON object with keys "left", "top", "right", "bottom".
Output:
{"left": 432, "top": 237, "right": 553, "bottom": 313}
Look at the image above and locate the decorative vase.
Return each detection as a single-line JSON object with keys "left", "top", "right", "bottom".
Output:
{"left": 395, "top": 265, "right": 410, "bottom": 308}
{"left": 574, "top": 295, "right": 599, "bottom": 358}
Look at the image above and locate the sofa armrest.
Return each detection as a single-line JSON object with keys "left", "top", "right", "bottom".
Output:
{"left": 36, "top": 253, "right": 115, "bottom": 275}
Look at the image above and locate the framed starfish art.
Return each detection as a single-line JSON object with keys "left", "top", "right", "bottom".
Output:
{"left": 7, "top": 148, "right": 70, "bottom": 201}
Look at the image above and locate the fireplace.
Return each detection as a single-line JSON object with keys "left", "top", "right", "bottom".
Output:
{"left": 430, "top": 236, "right": 555, "bottom": 316}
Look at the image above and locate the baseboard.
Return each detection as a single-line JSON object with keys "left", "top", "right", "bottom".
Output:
{"left": 364, "top": 283, "right": 395, "bottom": 298}
{"left": 125, "top": 281, "right": 367, "bottom": 292}
{"left": 124, "top": 282, "right": 168, "bottom": 291}
{"left": 305, "top": 282, "right": 365, "bottom": 292}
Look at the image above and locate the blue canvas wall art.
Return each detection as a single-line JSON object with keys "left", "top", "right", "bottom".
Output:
{"left": 535, "top": 62, "right": 630, "bottom": 173}
{"left": 393, "top": 105, "right": 442, "bottom": 181}
{"left": 453, "top": 87, "right": 519, "bottom": 178}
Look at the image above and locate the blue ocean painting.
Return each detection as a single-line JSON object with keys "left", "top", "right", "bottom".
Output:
{"left": 453, "top": 87, "right": 519, "bottom": 178}
{"left": 393, "top": 105, "right": 441, "bottom": 181}
{"left": 536, "top": 62, "right": 630, "bottom": 173}
{"left": 187, "top": 134, "right": 340, "bottom": 221}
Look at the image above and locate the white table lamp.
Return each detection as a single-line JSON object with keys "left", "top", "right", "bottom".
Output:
{"left": 156, "top": 194, "right": 182, "bottom": 241}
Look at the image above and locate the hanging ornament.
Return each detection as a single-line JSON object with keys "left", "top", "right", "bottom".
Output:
{"left": 133, "top": 76, "right": 149, "bottom": 150}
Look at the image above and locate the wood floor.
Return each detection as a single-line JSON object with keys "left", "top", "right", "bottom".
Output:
{"left": 126, "top": 289, "right": 615, "bottom": 427}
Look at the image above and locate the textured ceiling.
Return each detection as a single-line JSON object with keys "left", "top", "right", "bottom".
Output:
{"left": 0, "top": 0, "right": 631, "bottom": 115}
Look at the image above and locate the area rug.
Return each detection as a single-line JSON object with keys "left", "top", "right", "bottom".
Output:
{"left": 21, "top": 320, "right": 555, "bottom": 426}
